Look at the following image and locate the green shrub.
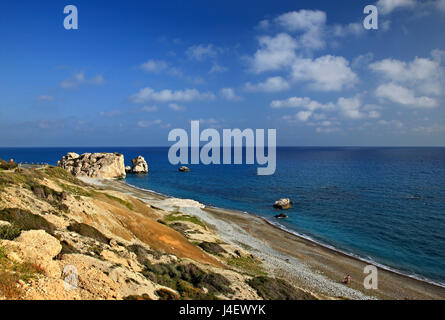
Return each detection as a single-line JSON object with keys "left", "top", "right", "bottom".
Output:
{"left": 102, "top": 193, "right": 133, "bottom": 210}
{"left": 44, "top": 166, "right": 85, "bottom": 186}
{"left": 247, "top": 276, "right": 315, "bottom": 300}
{"left": 164, "top": 213, "right": 206, "bottom": 229}
{"left": 227, "top": 256, "right": 266, "bottom": 277}
{"left": 0, "top": 208, "right": 56, "bottom": 235}
{"left": 0, "top": 159, "right": 18, "bottom": 170}
{"left": 155, "top": 288, "right": 180, "bottom": 300}
{"left": 57, "top": 182, "right": 92, "bottom": 197}
{"left": 198, "top": 242, "right": 226, "bottom": 255}
{"left": 123, "top": 294, "right": 152, "bottom": 300}
{"left": 67, "top": 222, "right": 110, "bottom": 244}
{"left": 0, "top": 224, "right": 21, "bottom": 240}
{"left": 126, "top": 244, "right": 163, "bottom": 264}
{"left": 141, "top": 261, "right": 232, "bottom": 299}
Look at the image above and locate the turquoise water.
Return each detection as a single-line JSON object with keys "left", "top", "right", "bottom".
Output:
{"left": 1, "top": 147, "right": 445, "bottom": 286}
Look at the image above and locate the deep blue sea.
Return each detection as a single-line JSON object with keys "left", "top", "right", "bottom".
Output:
{"left": 1, "top": 147, "right": 445, "bottom": 286}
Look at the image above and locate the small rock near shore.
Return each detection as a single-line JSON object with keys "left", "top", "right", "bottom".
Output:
{"left": 274, "top": 213, "right": 288, "bottom": 219}
{"left": 273, "top": 198, "right": 292, "bottom": 210}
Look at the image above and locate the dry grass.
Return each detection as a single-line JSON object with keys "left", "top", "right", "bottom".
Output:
{"left": 0, "top": 245, "right": 43, "bottom": 299}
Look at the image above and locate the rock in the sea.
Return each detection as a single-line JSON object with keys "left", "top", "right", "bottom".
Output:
{"left": 58, "top": 152, "right": 126, "bottom": 179}
{"left": 125, "top": 166, "right": 132, "bottom": 173}
{"left": 274, "top": 213, "right": 288, "bottom": 219}
{"left": 273, "top": 198, "right": 292, "bottom": 210}
{"left": 179, "top": 166, "right": 190, "bottom": 172}
{"left": 131, "top": 156, "right": 148, "bottom": 174}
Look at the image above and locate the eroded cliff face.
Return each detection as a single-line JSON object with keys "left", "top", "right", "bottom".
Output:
{"left": 57, "top": 152, "right": 126, "bottom": 179}
{"left": 0, "top": 165, "right": 313, "bottom": 300}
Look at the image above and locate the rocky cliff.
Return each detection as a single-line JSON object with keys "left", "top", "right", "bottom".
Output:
{"left": 57, "top": 152, "right": 126, "bottom": 179}
{"left": 0, "top": 162, "right": 313, "bottom": 300}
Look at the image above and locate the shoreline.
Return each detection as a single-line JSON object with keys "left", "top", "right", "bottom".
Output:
{"left": 94, "top": 178, "right": 445, "bottom": 300}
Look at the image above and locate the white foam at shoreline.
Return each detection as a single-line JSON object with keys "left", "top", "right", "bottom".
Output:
{"left": 119, "top": 180, "right": 445, "bottom": 290}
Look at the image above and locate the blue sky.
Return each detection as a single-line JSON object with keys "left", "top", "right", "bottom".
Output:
{"left": 0, "top": 0, "right": 444, "bottom": 146}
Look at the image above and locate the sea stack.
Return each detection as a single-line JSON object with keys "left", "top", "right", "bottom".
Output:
{"left": 58, "top": 152, "right": 126, "bottom": 179}
{"left": 131, "top": 156, "right": 148, "bottom": 174}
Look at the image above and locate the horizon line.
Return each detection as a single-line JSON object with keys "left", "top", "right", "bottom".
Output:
{"left": 1, "top": 145, "right": 445, "bottom": 148}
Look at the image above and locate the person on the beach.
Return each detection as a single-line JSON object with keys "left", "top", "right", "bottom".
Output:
{"left": 342, "top": 275, "right": 351, "bottom": 285}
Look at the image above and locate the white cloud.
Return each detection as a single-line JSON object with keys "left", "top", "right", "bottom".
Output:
{"left": 316, "top": 127, "right": 341, "bottom": 134}
{"left": 168, "top": 103, "right": 187, "bottom": 111}
{"left": 378, "top": 119, "right": 404, "bottom": 128}
{"left": 333, "top": 23, "right": 364, "bottom": 37}
{"left": 131, "top": 87, "right": 215, "bottom": 103}
{"left": 337, "top": 97, "right": 370, "bottom": 119}
{"left": 141, "top": 105, "right": 158, "bottom": 112}
{"left": 274, "top": 95, "right": 380, "bottom": 121}
{"left": 209, "top": 64, "right": 228, "bottom": 74}
{"left": 251, "top": 33, "right": 298, "bottom": 73}
{"left": 140, "top": 59, "right": 168, "bottom": 73}
{"left": 370, "top": 55, "right": 443, "bottom": 96}
{"left": 271, "top": 96, "right": 335, "bottom": 111}
{"left": 368, "top": 110, "right": 382, "bottom": 119}
{"left": 376, "top": 0, "right": 416, "bottom": 15}
{"left": 275, "top": 10, "right": 326, "bottom": 49}
{"left": 61, "top": 72, "right": 104, "bottom": 89}
{"left": 282, "top": 111, "right": 313, "bottom": 123}
{"left": 376, "top": 83, "right": 438, "bottom": 108}
{"left": 352, "top": 53, "right": 374, "bottom": 68}
{"left": 245, "top": 76, "right": 290, "bottom": 93}
{"left": 186, "top": 44, "right": 219, "bottom": 61}
{"left": 100, "top": 110, "right": 122, "bottom": 117}
{"left": 137, "top": 119, "right": 162, "bottom": 128}
{"left": 296, "top": 111, "right": 312, "bottom": 121}
{"left": 412, "top": 123, "right": 445, "bottom": 133}
{"left": 291, "top": 55, "right": 357, "bottom": 91}
{"left": 369, "top": 56, "right": 441, "bottom": 84}
{"left": 371, "top": 52, "right": 444, "bottom": 108}
{"left": 199, "top": 118, "right": 219, "bottom": 125}
{"left": 256, "top": 19, "right": 270, "bottom": 30}
{"left": 220, "top": 88, "right": 242, "bottom": 101}
{"left": 437, "top": 0, "right": 445, "bottom": 11}
{"left": 36, "top": 95, "right": 54, "bottom": 102}
{"left": 275, "top": 10, "right": 326, "bottom": 32}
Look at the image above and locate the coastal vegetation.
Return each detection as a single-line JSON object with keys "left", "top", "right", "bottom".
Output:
{"left": 227, "top": 256, "right": 267, "bottom": 277}
{"left": 0, "top": 245, "right": 43, "bottom": 299}
{"left": 247, "top": 276, "right": 316, "bottom": 300}
{"left": 164, "top": 212, "right": 207, "bottom": 229}
{"left": 0, "top": 224, "right": 21, "bottom": 241}
{"left": 0, "top": 159, "right": 17, "bottom": 171}
{"left": 0, "top": 159, "right": 312, "bottom": 300}
{"left": 0, "top": 208, "right": 56, "bottom": 235}
{"left": 141, "top": 261, "right": 233, "bottom": 300}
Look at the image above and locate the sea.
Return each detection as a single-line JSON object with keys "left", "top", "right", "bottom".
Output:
{"left": 1, "top": 146, "right": 445, "bottom": 287}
